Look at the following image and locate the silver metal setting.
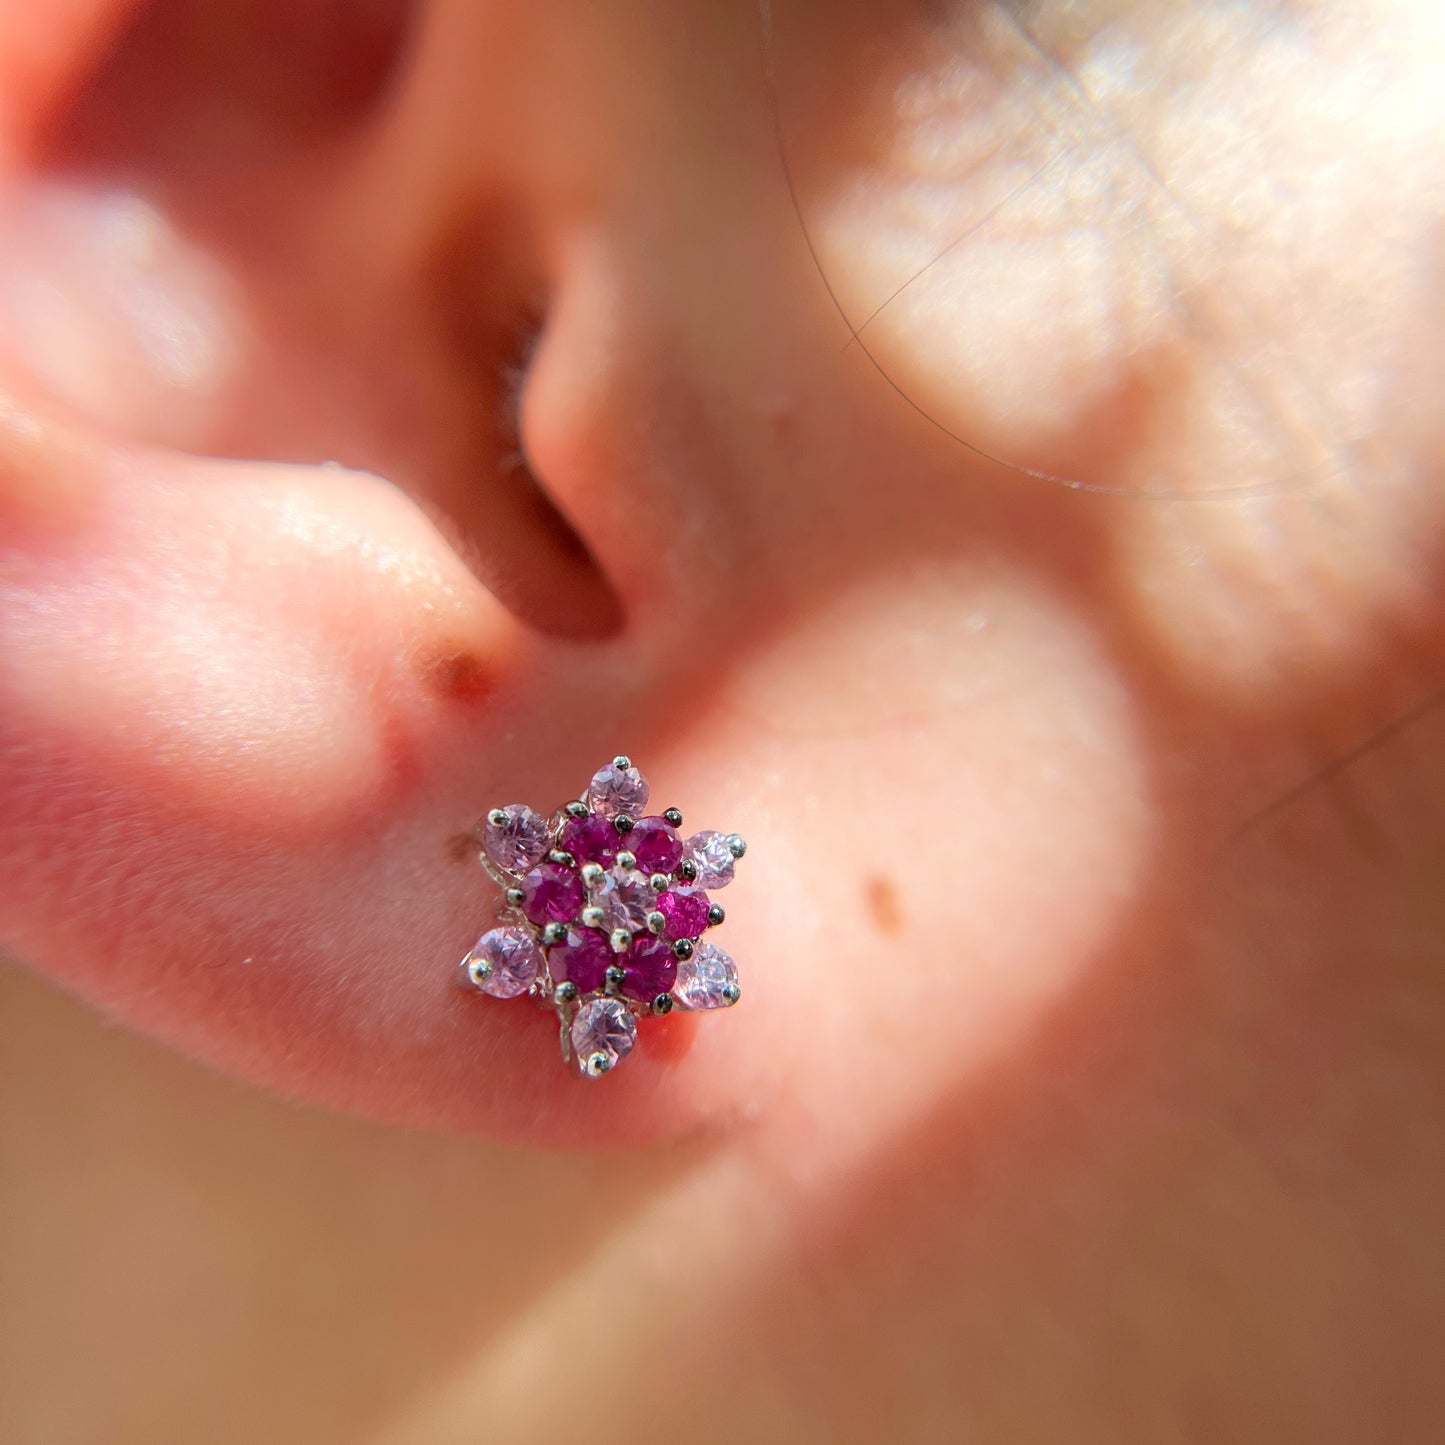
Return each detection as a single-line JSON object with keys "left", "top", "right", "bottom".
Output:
{"left": 580, "top": 906, "right": 606, "bottom": 929}
{"left": 580, "top": 862, "right": 605, "bottom": 888}
{"left": 726, "top": 834, "right": 747, "bottom": 859}
{"left": 547, "top": 849, "right": 576, "bottom": 868}
{"left": 646, "top": 910, "right": 667, "bottom": 934}
{"left": 722, "top": 981, "right": 741, "bottom": 1005}
{"left": 616, "top": 850, "right": 638, "bottom": 871}
{"left": 554, "top": 980, "right": 579, "bottom": 1005}
{"left": 612, "top": 754, "right": 632, "bottom": 772}
{"left": 707, "top": 903, "right": 726, "bottom": 927}
{"left": 505, "top": 886, "right": 526, "bottom": 908}
{"left": 663, "top": 807, "right": 684, "bottom": 828}
{"left": 651, "top": 993, "right": 674, "bottom": 1017}
{"left": 604, "top": 964, "right": 626, "bottom": 995}
{"left": 609, "top": 927, "right": 632, "bottom": 954}
{"left": 542, "top": 921, "right": 568, "bottom": 947}
{"left": 585, "top": 1051, "right": 613, "bottom": 1078}
{"left": 648, "top": 872, "right": 670, "bottom": 893}
{"left": 487, "top": 808, "right": 509, "bottom": 828}
{"left": 614, "top": 814, "right": 635, "bottom": 834}
{"left": 565, "top": 800, "right": 589, "bottom": 820}
{"left": 676, "top": 859, "right": 699, "bottom": 884}
{"left": 672, "top": 938, "right": 695, "bottom": 962}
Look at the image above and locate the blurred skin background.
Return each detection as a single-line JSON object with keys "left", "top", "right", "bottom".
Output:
{"left": 2, "top": 0, "right": 1444, "bottom": 1439}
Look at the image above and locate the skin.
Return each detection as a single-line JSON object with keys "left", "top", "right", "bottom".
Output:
{"left": 1, "top": 0, "right": 1443, "bottom": 1438}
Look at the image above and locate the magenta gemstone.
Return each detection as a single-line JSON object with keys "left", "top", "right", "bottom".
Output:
{"left": 550, "top": 926, "right": 613, "bottom": 993}
{"left": 522, "top": 863, "right": 583, "bottom": 926}
{"left": 624, "top": 935, "right": 677, "bottom": 1001}
{"left": 558, "top": 812, "right": 620, "bottom": 866}
{"left": 629, "top": 816, "right": 683, "bottom": 874}
{"left": 656, "top": 887, "right": 711, "bottom": 941}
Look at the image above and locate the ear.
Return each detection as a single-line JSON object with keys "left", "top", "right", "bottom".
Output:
{"left": 0, "top": 0, "right": 704, "bottom": 1144}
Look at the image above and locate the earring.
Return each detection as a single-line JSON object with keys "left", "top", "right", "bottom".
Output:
{"left": 459, "top": 757, "right": 744, "bottom": 1078}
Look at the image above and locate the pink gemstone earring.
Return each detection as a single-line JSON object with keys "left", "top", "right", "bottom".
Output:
{"left": 459, "top": 756, "right": 744, "bottom": 1078}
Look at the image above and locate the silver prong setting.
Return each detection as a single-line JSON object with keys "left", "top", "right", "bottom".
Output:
{"left": 542, "top": 921, "right": 569, "bottom": 947}
{"left": 707, "top": 903, "right": 725, "bottom": 927}
{"left": 725, "top": 834, "right": 747, "bottom": 859}
{"left": 604, "top": 964, "right": 626, "bottom": 995}
{"left": 486, "top": 808, "right": 508, "bottom": 828}
{"left": 646, "top": 910, "right": 667, "bottom": 935}
{"left": 548, "top": 849, "right": 576, "bottom": 868}
{"left": 554, "top": 980, "right": 579, "bottom": 1006}
{"left": 610, "top": 928, "right": 633, "bottom": 954}
{"left": 648, "top": 872, "right": 670, "bottom": 893}
{"left": 504, "top": 886, "right": 526, "bottom": 908}
{"left": 565, "top": 800, "right": 589, "bottom": 819}
{"left": 651, "top": 993, "right": 674, "bottom": 1017}
{"left": 585, "top": 1051, "right": 613, "bottom": 1078}
{"left": 580, "top": 862, "right": 605, "bottom": 888}
{"left": 580, "top": 906, "right": 606, "bottom": 929}
{"left": 672, "top": 938, "right": 695, "bottom": 961}
{"left": 612, "top": 754, "right": 632, "bottom": 772}
{"left": 663, "top": 807, "right": 683, "bottom": 828}
{"left": 676, "top": 859, "right": 698, "bottom": 884}
{"left": 616, "top": 850, "right": 638, "bottom": 871}
{"left": 722, "top": 981, "right": 741, "bottom": 1006}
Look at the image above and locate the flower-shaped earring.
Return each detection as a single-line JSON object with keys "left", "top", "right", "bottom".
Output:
{"left": 459, "top": 757, "right": 745, "bottom": 1078}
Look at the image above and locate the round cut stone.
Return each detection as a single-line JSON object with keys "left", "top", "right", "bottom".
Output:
{"left": 550, "top": 926, "right": 613, "bottom": 993}
{"left": 460, "top": 927, "right": 544, "bottom": 999}
{"left": 685, "top": 829, "right": 736, "bottom": 889}
{"left": 590, "top": 867, "right": 654, "bottom": 935}
{"left": 558, "top": 812, "right": 620, "bottom": 866}
{"left": 571, "top": 996, "right": 638, "bottom": 1072}
{"left": 521, "top": 863, "right": 583, "bottom": 925}
{"left": 673, "top": 941, "right": 738, "bottom": 1010}
{"left": 623, "top": 935, "right": 677, "bottom": 1001}
{"left": 629, "top": 816, "right": 683, "bottom": 874}
{"left": 483, "top": 804, "right": 552, "bottom": 874}
{"left": 656, "top": 886, "right": 711, "bottom": 941}
{"left": 586, "top": 761, "right": 650, "bottom": 820}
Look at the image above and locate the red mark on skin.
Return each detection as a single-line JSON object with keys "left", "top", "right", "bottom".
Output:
{"left": 644, "top": 1008, "right": 696, "bottom": 1065}
{"left": 417, "top": 645, "right": 495, "bottom": 705}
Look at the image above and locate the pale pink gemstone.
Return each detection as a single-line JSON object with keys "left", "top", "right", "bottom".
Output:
{"left": 673, "top": 942, "right": 738, "bottom": 1010}
{"left": 483, "top": 804, "right": 552, "bottom": 874}
{"left": 685, "top": 830, "right": 736, "bottom": 889}
{"left": 590, "top": 867, "right": 654, "bottom": 936}
{"left": 460, "top": 927, "right": 544, "bottom": 999}
{"left": 586, "top": 761, "right": 650, "bottom": 820}
{"left": 570, "top": 996, "right": 638, "bottom": 1074}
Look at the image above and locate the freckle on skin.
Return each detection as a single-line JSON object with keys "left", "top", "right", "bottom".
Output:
{"left": 866, "top": 875, "right": 903, "bottom": 935}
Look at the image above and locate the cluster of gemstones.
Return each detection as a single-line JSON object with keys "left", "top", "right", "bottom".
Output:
{"left": 459, "top": 756, "right": 744, "bottom": 1078}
